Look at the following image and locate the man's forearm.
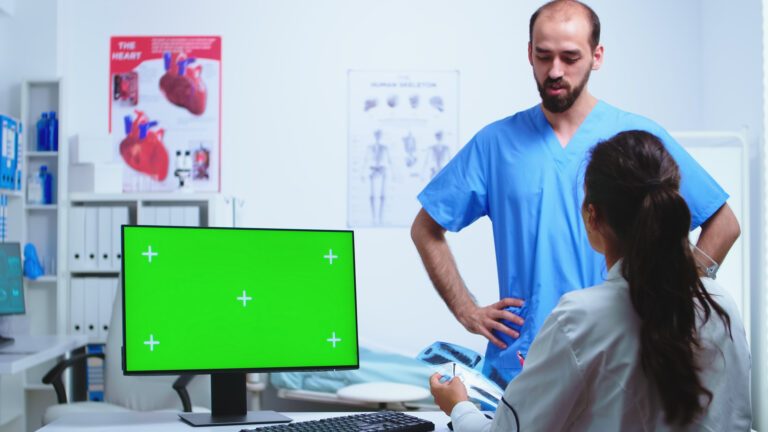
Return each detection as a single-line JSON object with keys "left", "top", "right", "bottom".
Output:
{"left": 695, "top": 203, "right": 740, "bottom": 266}
{"left": 411, "top": 209, "right": 476, "bottom": 321}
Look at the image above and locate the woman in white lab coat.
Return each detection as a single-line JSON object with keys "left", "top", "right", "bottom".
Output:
{"left": 429, "top": 130, "right": 752, "bottom": 431}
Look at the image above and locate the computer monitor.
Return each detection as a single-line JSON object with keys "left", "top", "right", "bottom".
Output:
{"left": 0, "top": 242, "right": 24, "bottom": 347}
{"left": 121, "top": 226, "right": 358, "bottom": 426}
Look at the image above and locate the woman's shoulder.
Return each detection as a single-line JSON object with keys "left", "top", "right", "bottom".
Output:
{"left": 558, "top": 279, "right": 629, "bottom": 314}
{"left": 698, "top": 277, "right": 747, "bottom": 331}
{"left": 553, "top": 280, "right": 638, "bottom": 341}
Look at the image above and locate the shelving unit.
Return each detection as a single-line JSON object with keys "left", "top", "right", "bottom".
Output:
{"left": 15, "top": 79, "right": 66, "bottom": 432}
{"left": 65, "top": 193, "right": 231, "bottom": 405}
{"left": 20, "top": 79, "right": 66, "bottom": 337}
{"left": 4, "top": 80, "right": 232, "bottom": 431}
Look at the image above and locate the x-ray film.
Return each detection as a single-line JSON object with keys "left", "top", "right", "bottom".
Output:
{"left": 417, "top": 341, "right": 504, "bottom": 409}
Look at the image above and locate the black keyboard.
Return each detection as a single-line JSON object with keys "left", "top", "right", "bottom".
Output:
{"left": 241, "top": 411, "right": 435, "bottom": 432}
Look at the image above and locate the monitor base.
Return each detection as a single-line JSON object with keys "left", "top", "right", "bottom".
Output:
{"left": 178, "top": 411, "right": 292, "bottom": 427}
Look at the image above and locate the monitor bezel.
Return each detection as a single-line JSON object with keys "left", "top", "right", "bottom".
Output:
{"left": 121, "top": 225, "right": 359, "bottom": 376}
{"left": 0, "top": 242, "right": 25, "bottom": 317}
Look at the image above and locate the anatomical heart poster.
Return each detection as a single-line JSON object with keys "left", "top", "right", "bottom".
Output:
{"left": 109, "top": 36, "right": 221, "bottom": 192}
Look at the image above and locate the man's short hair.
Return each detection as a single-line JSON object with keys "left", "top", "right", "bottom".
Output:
{"left": 529, "top": 0, "right": 601, "bottom": 51}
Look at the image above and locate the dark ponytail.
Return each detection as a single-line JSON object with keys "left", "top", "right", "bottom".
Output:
{"left": 584, "top": 130, "right": 731, "bottom": 426}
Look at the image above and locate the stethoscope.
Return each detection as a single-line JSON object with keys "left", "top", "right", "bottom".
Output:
{"left": 501, "top": 396, "right": 521, "bottom": 430}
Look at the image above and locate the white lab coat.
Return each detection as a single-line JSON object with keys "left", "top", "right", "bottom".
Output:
{"left": 451, "top": 262, "right": 751, "bottom": 431}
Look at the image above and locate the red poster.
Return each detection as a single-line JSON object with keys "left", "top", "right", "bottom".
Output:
{"left": 109, "top": 36, "right": 221, "bottom": 192}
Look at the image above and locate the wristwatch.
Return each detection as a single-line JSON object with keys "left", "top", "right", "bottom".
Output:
{"left": 703, "top": 262, "right": 719, "bottom": 279}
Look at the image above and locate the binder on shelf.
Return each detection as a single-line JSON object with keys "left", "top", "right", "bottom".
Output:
{"left": 139, "top": 206, "right": 156, "bottom": 226}
{"left": 184, "top": 206, "right": 200, "bottom": 227}
{"left": 70, "top": 278, "right": 85, "bottom": 335}
{"left": 83, "top": 278, "right": 100, "bottom": 339}
{"left": 97, "top": 278, "right": 117, "bottom": 341}
{"left": 111, "top": 206, "right": 128, "bottom": 270}
{"left": 0, "top": 115, "right": 20, "bottom": 190}
{"left": 170, "top": 207, "right": 185, "bottom": 227}
{"left": 69, "top": 207, "right": 86, "bottom": 271}
{"left": 97, "top": 207, "right": 112, "bottom": 270}
{"left": 155, "top": 206, "right": 170, "bottom": 226}
{"left": 86, "top": 344, "right": 105, "bottom": 401}
{"left": 83, "top": 208, "right": 98, "bottom": 271}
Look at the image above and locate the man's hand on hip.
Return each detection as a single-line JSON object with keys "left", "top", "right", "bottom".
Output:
{"left": 457, "top": 298, "right": 525, "bottom": 349}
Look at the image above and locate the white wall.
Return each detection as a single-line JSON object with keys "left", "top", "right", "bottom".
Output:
{"left": 700, "top": 1, "right": 764, "bottom": 428}
{"left": 58, "top": 0, "right": 761, "bottom": 362}
{"left": 0, "top": 0, "right": 58, "bottom": 117}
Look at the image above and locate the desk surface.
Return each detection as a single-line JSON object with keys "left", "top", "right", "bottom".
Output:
{"left": 0, "top": 335, "right": 88, "bottom": 374}
{"left": 37, "top": 411, "right": 453, "bottom": 431}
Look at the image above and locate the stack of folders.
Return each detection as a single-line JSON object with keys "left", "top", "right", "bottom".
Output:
{"left": 139, "top": 205, "right": 200, "bottom": 226}
{"left": 69, "top": 206, "right": 129, "bottom": 272}
{"left": 69, "top": 205, "right": 201, "bottom": 272}
{"left": 70, "top": 277, "right": 118, "bottom": 343}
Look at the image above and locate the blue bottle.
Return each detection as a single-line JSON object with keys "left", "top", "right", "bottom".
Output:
{"left": 36, "top": 112, "right": 49, "bottom": 151}
{"left": 48, "top": 111, "right": 59, "bottom": 151}
{"left": 39, "top": 165, "right": 53, "bottom": 204}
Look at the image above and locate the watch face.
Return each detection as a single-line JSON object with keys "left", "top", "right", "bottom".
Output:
{"left": 705, "top": 264, "right": 719, "bottom": 279}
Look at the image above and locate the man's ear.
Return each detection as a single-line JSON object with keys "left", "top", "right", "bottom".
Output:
{"left": 528, "top": 41, "right": 534, "bottom": 66}
{"left": 592, "top": 44, "right": 604, "bottom": 71}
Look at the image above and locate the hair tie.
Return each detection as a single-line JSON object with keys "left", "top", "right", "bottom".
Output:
{"left": 641, "top": 179, "right": 662, "bottom": 193}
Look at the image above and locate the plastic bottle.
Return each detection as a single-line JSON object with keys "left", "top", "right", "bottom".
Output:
{"left": 48, "top": 111, "right": 59, "bottom": 151}
{"left": 39, "top": 165, "right": 53, "bottom": 204}
{"left": 27, "top": 172, "right": 42, "bottom": 204}
{"left": 36, "top": 112, "right": 49, "bottom": 151}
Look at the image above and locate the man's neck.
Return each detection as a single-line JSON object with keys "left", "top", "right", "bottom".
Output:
{"left": 542, "top": 91, "right": 598, "bottom": 148}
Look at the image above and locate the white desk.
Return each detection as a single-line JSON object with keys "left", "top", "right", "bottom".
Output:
{"left": 37, "top": 411, "right": 452, "bottom": 431}
{"left": 0, "top": 335, "right": 88, "bottom": 374}
{"left": 0, "top": 335, "right": 88, "bottom": 432}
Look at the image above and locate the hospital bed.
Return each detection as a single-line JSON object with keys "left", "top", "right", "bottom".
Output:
{"left": 252, "top": 346, "right": 438, "bottom": 410}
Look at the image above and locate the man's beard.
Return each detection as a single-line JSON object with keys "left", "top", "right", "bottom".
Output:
{"left": 537, "top": 69, "right": 591, "bottom": 113}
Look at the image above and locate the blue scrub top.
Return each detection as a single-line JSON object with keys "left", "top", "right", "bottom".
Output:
{"left": 418, "top": 101, "right": 728, "bottom": 387}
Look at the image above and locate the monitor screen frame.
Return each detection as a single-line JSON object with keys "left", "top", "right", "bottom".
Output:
{"left": 0, "top": 242, "right": 25, "bottom": 317}
{"left": 121, "top": 225, "right": 360, "bottom": 376}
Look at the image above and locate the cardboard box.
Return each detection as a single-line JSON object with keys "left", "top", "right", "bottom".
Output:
{"left": 69, "top": 162, "right": 122, "bottom": 193}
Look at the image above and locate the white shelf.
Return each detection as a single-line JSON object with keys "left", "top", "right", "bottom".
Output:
{"left": 26, "top": 204, "right": 58, "bottom": 211}
{"left": 26, "top": 275, "right": 57, "bottom": 284}
{"left": 0, "top": 189, "right": 23, "bottom": 197}
{"left": 70, "top": 270, "right": 120, "bottom": 275}
{"left": 27, "top": 151, "right": 58, "bottom": 158}
{"left": 70, "top": 192, "right": 220, "bottom": 203}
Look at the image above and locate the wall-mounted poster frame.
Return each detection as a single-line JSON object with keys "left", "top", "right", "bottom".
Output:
{"left": 109, "top": 36, "right": 221, "bottom": 193}
{"left": 347, "top": 70, "right": 459, "bottom": 228}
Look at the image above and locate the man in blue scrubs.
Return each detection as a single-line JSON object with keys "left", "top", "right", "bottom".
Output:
{"left": 411, "top": 0, "right": 741, "bottom": 388}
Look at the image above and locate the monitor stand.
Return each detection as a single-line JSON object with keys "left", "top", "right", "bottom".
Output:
{"left": 178, "top": 372, "right": 292, "bottom": 427}
{"left": 0, "top": 334, "right": 14, "bottom": 349}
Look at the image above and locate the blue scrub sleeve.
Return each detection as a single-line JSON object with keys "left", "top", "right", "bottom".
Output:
{"left": 417, "top": 136, "right": 489, "bottom": 232}
{"left": 653, "top": 127, "right": 729, "bottom": 229}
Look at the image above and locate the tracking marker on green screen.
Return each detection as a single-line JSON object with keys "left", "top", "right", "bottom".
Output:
{"left": 122, "top": 226, "right": 359, "bottom": 374}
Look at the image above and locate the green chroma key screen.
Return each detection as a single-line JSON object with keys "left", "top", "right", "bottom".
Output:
{"left": 122, "top": 226, "right": 358, "bottom": 374}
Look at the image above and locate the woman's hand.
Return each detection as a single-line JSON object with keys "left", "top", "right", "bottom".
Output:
{"left": 429, "top": 372, "right": 469, "bottom": 415}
